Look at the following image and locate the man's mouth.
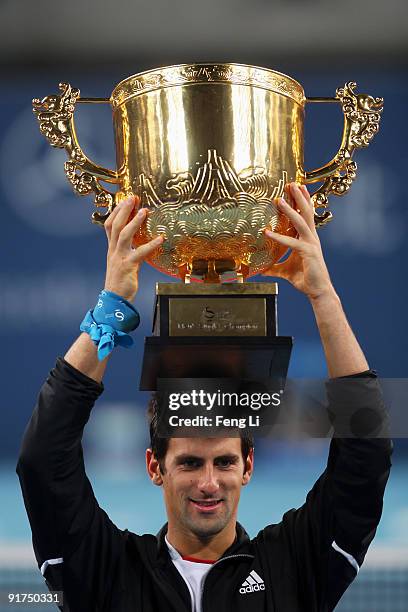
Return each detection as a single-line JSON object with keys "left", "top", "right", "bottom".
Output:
{"left": 189, "top": 499, "right": 223, "bottom": 513}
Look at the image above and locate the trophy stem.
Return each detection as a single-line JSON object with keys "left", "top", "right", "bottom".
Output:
{"left": 179, "top": 259, "right": 249, "bottom": 284}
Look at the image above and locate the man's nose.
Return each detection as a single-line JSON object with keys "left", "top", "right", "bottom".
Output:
{"left": 197, "top": 465, "right": 220, "bottom": 495}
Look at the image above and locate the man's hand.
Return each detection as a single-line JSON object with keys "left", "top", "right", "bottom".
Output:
{"left": 263, "top": 183, "right": 334, "bottom": 302}
{"left": 104, "top": 195, "right": 163, "bottom": 302}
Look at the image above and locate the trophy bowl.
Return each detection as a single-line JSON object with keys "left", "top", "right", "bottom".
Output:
{"left": 33, "top": 63, "right": 383, "bottom": 282}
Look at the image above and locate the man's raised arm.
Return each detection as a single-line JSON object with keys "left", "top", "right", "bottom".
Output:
{"left": 17, "top": 196, "right": 162, "bottom": 610}
{"left": 263, "top": 184, "right": 392, "bottom": 611}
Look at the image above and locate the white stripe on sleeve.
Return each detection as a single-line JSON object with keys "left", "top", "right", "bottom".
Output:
{"left": 332, "top": 541, "right": 359, "bottom": 574}
{"left": 40, "top": 557, "right": 63, "bottom": 576}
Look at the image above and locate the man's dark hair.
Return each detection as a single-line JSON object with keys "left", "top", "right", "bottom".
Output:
{"left": 147, "top": 393, "right": 254, "bottom": 474}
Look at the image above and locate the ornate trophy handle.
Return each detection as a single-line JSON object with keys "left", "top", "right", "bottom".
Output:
{"left": 305, "top": 82, "right": 383, "bottom": 227}
{"left": 32, "top": 82, "right": 119, "bottom": 225}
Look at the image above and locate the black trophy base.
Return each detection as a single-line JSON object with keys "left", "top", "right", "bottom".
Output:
{"left": 140, "top": 335, "right": 293, "bottom": 391}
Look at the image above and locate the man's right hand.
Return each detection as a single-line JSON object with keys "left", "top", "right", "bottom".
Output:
{"left": 104, "top": 196, "right": 164, "bottom": 302}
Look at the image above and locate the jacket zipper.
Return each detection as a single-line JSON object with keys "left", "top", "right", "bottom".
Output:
{"left": 200, "top": 553, "right": 254, "bottom": 612}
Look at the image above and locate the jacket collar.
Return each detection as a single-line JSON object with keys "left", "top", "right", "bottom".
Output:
{"left": 156, "top": 521, "right": 251, "bottom": 563}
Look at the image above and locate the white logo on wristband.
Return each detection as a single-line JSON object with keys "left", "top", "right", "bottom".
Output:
{"left": 115, "top": 310, "right": 125, "bottom": 321}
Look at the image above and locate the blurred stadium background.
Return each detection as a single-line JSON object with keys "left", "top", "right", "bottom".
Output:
{"left": 0, "top": 0, "right": 407, "bottom": 610}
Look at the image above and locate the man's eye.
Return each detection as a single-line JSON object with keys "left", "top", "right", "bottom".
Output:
{"left": 216, "top": 459, "right": 233, "bottom": 468}
{"left": 183, "top": 459, "right": 200, "bottom": 468}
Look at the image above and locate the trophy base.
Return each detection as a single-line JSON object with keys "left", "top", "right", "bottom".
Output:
{"left": 139, "top": 336, "right": 293, "bottom": 391}
{"left": 140, "top": 281, "right": 291, "bottom": 391}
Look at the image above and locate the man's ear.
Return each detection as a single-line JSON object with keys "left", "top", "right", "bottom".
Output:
{"left": 146, "top": 448, "right": 163, "bottom": 486}
{"left": 242, "top": 448, "right": 254, "bottom": 486}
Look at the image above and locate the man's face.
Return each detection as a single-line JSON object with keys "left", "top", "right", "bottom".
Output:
{"left": 147, "top": 438, "right": 253, "bottom": 540}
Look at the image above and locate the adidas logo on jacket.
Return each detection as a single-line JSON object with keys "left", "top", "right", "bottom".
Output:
{"left": 240, "top": 570, "right": 265, "bottom": 594}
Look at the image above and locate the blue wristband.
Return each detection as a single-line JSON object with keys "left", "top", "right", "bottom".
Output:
{"left": 80, "top": 290, "right": 141, "bottom": 361}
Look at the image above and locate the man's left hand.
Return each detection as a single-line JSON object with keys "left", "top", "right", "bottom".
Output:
{"left": 263, "top": 183, "right": 334, "bottom": 302}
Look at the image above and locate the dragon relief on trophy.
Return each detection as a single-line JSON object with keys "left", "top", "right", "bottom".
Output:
{"left": 137, "top": 149, "right": 286, "bottom": 239}
{"left": 133, "top": 149, "right": 288, "bottom": 276}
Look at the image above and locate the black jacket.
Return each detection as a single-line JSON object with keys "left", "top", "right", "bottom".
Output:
{"left": 17, "top": 358, "right": 392, "bottom": 611}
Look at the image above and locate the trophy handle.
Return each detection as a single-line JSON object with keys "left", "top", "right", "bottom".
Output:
{"left": 32, "top": 82, "right": 119, "bottom": 225}
{"left": 304, "top": 82, "right": 383, "bottom": 227}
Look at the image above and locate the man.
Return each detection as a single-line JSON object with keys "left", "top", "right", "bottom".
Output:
{"left": 17, "top": 184, "right": 392, "bottom": 611}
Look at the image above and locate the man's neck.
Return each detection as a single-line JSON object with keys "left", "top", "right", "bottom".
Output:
{"left": 166, "top": 522, "right": 237, "bottom": 561}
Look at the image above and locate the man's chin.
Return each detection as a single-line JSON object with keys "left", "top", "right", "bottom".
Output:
{"left": 183, "top": 514, "right": 231, "bottom": 539}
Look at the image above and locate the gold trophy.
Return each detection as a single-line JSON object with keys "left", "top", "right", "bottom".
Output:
{"left": 33, "top": 63, "right": 383, "bottom": 388}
